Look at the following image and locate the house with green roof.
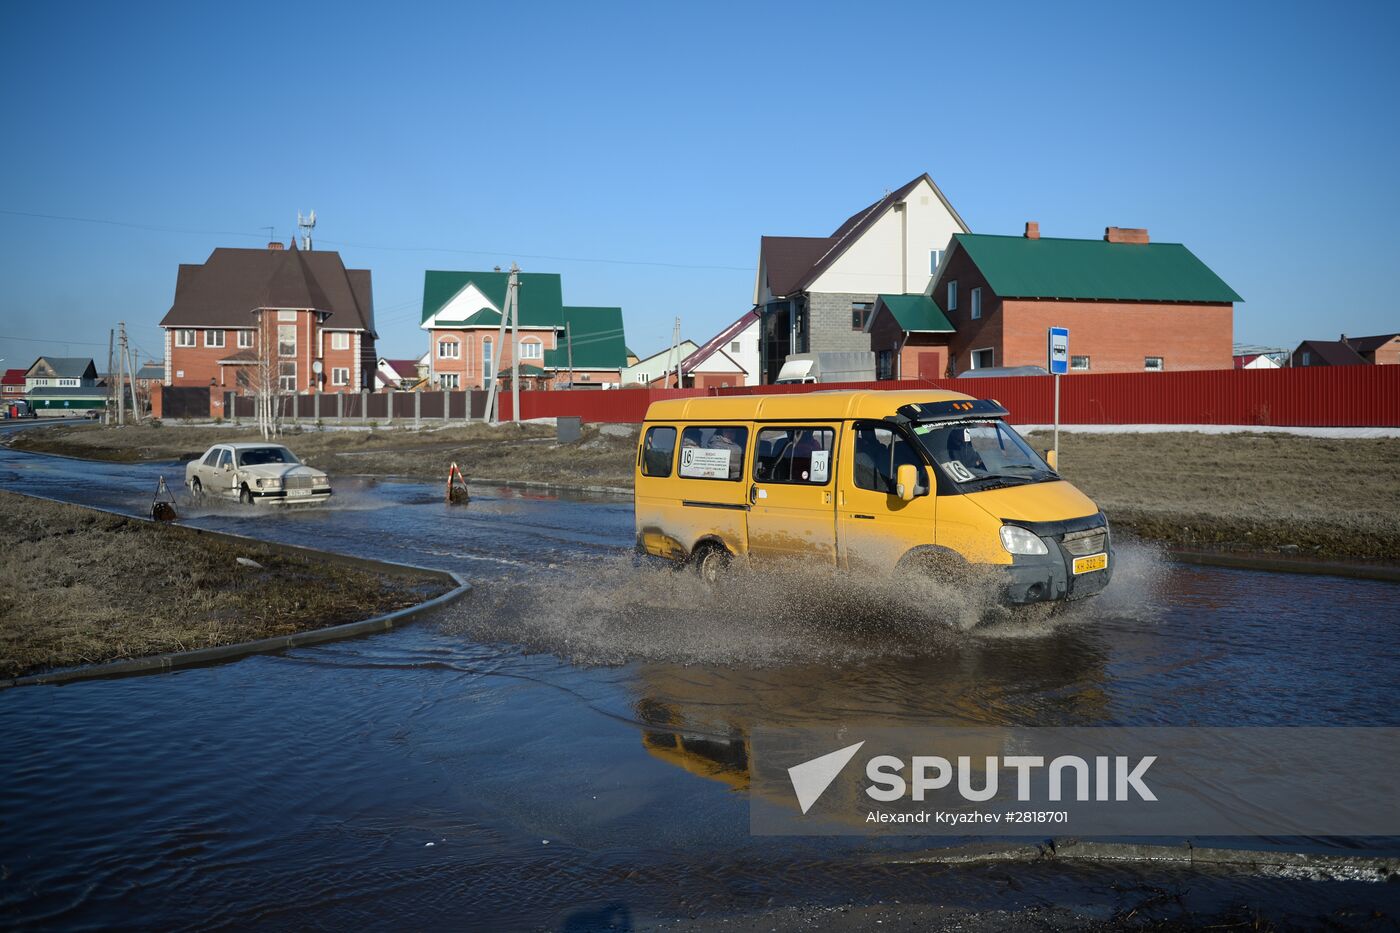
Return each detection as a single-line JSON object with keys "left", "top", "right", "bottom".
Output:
{"left": 419, "top": 270, "right": 629, "bottom": 390}
{"left": 881, "top": 223, "right": 1241, "bottom": 376}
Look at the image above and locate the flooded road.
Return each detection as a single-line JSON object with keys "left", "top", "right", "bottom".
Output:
{"left": 2, "top": 442, "right": 1399, "bottom": 929}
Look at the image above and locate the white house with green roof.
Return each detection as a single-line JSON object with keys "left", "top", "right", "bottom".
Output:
{"left": 419, "top": 270, "right": 629, "bottom": 390}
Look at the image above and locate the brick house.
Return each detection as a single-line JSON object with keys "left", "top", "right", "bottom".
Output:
{"left": 159, "top": 241, "right": 377, "bottom": 393}
{"left": 1292, "top": 333, "right": 1399, "bottom": 367}
{"left": 2, "top": 368, "right": 25, "bottom": 399}
{"left": 420, "top": 270, "right": 628, "bottom": 389}
{"left": 922, "top": 224, "right": 1240, "bottom": 374}
{"left": 753, "top": 173, "right": 969, "bottom": 384}
{"left": 866, "top": 295, "right": 955, "bottom": 380}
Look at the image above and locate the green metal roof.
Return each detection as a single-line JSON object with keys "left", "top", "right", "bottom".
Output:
{"left": 421, "top": 270, "right": 565, "bottom": 326}
{"left": 545, "top": 307, "right": 629, "bottom": 370}
{"left": 498, "top": 363, "right": 548, "bottom": 377}
{"left": 951, "top": 234, "right": 1242, "bottom": 303}
{"left": 875, "top": 294, "right": 954, "bottom": 333}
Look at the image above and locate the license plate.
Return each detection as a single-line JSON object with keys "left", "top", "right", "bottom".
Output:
{"left": 1073, "top": 552, "right": 1108, "bottom": 575}
{"left": 288, "top": 487, "right": 311, "bottom": 497}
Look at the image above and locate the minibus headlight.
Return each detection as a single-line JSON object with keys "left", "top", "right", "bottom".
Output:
{"left": 999, "top": 524, "right": 1048, "bottom": 556}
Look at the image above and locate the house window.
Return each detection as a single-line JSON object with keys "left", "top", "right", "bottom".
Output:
{"left": 278, "top": 309, "right": 297, "bottom": 322}
{"left": 947, "top": 281, "right": 958, "bottom": 312}
{"left": 731, "top": 341, "right": 741, "bottom": 353}
{"left": 970, "top": 288, "right": 982, "bottom": 320}
{"left": 1301, "top": 351, "right": 1312, "bottom": 366}
{"left": 175, "top": 329, "right": 196, "bottom": 348}
{"left": 1145, "top": 356, "right": 1164, "bottom": 372}
{"left": 438, "top": 339, "right": 460, "bottom": 359}
{"left": 237, "top": 330, "right": 254, "bottom": 349}
{"left": 58, "top": 378, "right": 79, "bottom": 387}
{"left": 482, "top": 338, "right": 493, "bottom": 376}
{"left": 876, "top": 349, "right": 895, "bottom": 380}
{"left": 331, "top": 367, "right": 350, "bottom": 386}
{"left": 278, "top": 325, "right": 296, "bottom": 357}
{"left": 521, "top": 340, "right": 542, "bottom": 360}
{"left": 204, "top": 329, "right": 225, "bottom": 348}
{"left": 851, "top": 302, "right": 873, "bottom": 331}
{"left": 439, "top": 373, "right": 460, "bottom": 389}
{"left": 930, "top": 249, "right": 942, "bottom": 274}
{"left": 1071, "top": 355, "right": 1091, "bottom": 371}
{"left": 635, "top": 372, "right": 649, "bottom": 384}
{"left": 971, "top": 348, "right": 995, "bottom": 369}
{"left": 331, "top": 332, "right": 350, "bottom": 351}
{"left": 278, "top": 361, "right": 297, "bottom": 391}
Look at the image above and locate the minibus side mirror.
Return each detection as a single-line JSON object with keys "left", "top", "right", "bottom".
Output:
{"left": 895, "top": 464, "right": 920, "bottom": 501}
{"left": 1043, "top": 449, "right": 1058, "bottom": 471}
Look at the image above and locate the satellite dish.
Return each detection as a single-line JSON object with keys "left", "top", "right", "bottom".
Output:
{"left": 312, "top": 360, "right": 324, "bottom": 374}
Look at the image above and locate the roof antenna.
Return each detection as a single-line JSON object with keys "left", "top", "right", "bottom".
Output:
{"left": 262, "top": 226, "right": 275, "bottom": 244}
{"left": 297, "top": 210, "right": 316, "bottom": 251}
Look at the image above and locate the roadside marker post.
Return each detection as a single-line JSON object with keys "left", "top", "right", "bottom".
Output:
{"left": 446, "top": 461, "right": 470, "bottom": 505}
{"left": 1048, "top": 327, "right": 1069, "bottom": 466}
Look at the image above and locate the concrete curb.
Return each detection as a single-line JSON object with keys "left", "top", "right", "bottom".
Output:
{"left": 0, "top": 493, "right": 473, "bottom": 690}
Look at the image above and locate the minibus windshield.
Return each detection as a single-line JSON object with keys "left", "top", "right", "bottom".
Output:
{"left": 910, "top": 420, "right": 1055, "bottom": 488}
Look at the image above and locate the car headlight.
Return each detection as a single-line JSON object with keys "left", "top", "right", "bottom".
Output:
{"left": 999, "top": 524, "right": 1048, "bottom": 556}
{"left": 259, "top": 478, "right": 281, "bottom": 489}
{"left": 312, "top": 476, "right": 329, "bottom": 487}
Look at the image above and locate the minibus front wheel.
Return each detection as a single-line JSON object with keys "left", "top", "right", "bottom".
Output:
{"left": 691, "top": 542, "right": 732, "bottom": 585}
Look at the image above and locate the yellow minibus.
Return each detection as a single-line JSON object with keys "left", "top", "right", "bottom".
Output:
{"left": 634, "top": 390, "right": 1111, "bottom": 605}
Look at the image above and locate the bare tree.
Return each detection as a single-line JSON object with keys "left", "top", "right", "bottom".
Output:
{"left": 253, "top": 309, "right": 283, "bottom": 440}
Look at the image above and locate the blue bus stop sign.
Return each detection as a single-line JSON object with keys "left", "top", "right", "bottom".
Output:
{"left": 1048, "top": 327, "right": 1070, "bottom": 375}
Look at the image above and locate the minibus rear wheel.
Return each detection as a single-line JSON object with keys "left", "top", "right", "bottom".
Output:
{"left": 692, "top": 543, "right": 731, "bottom": 585}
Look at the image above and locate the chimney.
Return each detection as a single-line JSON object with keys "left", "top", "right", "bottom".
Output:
{"left": 1024, "top": 221, "right": 1040, "bottom": 240}
{"left": 1105, "top": 226, "right": 1149, "bottom": 244}
{"left": 267, "top": 241, "right": 285, "bottom": 251}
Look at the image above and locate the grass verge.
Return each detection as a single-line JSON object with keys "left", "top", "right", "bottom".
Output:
{"left": 0, "top": 490, "right": 447, "bottom": 678}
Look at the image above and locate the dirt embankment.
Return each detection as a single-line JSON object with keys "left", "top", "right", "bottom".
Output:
{"left": 0, "top": 490, "right": 445, "bottom": 678}
{"left": 10, "top": 422, "right": 1400, "bottom": 561}
{"left": 7, "top": 420, "right": 639, "bottom": 489}
{"left": 1022, "top": 430, "right": 1400, "bottom": 562}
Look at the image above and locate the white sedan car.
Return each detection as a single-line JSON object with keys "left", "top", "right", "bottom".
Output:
{"left": 185, "top": 443, "right": 331, "bottom": 505}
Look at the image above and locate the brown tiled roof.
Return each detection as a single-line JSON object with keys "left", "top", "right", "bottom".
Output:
{"left": 1297, "top": 339, "right": 1366, "bottom": 366}
{"left": 759, "top": 236, "right": 835, "bottom": 297}
{"left": 1345, "top": 333, "right": 1400, "bottom": 353}
{"left": 160, "top": 245, "right": 375, "bottom": 334}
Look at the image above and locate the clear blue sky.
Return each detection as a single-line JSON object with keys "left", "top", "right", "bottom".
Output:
{"left": 2, "top": 0, "right": 1397, "bottom": 370}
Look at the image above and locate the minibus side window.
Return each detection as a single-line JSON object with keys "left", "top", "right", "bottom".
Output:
{"left": 641, "top": 426, "right": 677, "bottom": 477}
{"left": 678, "top": 425, "right": 747, "bottom": 481}
{"left": 852, "top": 425, "right": 927, "bottom": 495}
{"left": 753, "top": 427, "right": 835, "bottom": 484}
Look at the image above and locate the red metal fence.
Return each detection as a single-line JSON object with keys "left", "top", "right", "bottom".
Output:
{"left": 499, "top": 366, "right": 1400, "bottom": 427}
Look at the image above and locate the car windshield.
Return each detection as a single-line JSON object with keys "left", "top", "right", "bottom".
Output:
{"left": 909, "top": 420, "right": 1054, "bottom": 488}
{"left": 237, "top": 446, "right": 298, "bottom": 467}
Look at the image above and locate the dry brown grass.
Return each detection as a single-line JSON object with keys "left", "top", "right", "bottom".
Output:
{"left": 1024, "top": 430, "right": 1400, "bottom": 560}
{"left": 0, "top": 491, "right": 445, "bottom": 678}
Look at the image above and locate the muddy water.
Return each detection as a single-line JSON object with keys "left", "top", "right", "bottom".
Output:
{"left": 1, "top": 443, "right": 1398, "bottom": 928}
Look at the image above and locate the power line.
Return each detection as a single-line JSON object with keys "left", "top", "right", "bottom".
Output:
{"left": 0, "top": 333, "right": 112, "bottom": 347}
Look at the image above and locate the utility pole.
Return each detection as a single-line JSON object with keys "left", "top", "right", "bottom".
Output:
{"left": 510, "top": 265, "right": 520, "bottom": 424}
{"left": 125, "top": 337, "right": 140, "bottom": 422}
{"left": 116, "top": 323, "right": 127, "bottom": 425}
{"left": 483, "top": 263, "right": 520, "bottom": 425}
{"left": 106, "top": 328, "right": 115, "bottom": 424}
{"left": 669, "top": 317, "right": 682, "bottom": 388}
{"left": 566, "top": 321, "right": 574, "bottom": 387}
